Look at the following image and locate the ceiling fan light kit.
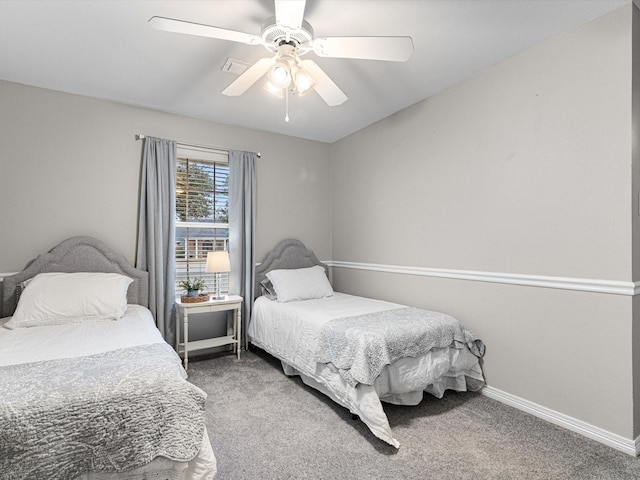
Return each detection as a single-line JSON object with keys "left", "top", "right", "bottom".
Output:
{"left": 149, "top": 0, "right": 414, "bottom": 122}
{"left": 264, "top": 41, "right": 316, "bottom": 97}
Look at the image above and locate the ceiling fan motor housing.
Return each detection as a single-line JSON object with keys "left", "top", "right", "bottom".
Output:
{"left": 261, "top": 16, "right": 314, "bottom": 54}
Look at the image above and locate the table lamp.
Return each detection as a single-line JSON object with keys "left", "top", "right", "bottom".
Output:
{"left": 206, "top": 251, "right": 230, "bottom": 300}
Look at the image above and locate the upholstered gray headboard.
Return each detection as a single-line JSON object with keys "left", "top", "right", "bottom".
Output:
{"left": 254, "top": 238, "right": 328, "bottom": 298}
{"left": 2, "top": 236, "right": 149, "bottom": 317}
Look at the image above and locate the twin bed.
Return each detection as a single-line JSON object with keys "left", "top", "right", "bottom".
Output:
{"left": 0, "top": 236, "right": 217, "bottom": 480}
{"left": 1, "top": 235, "right": 485, "bottom": 477}
{"left": 248, "top": 239, "right": 486, "bottom": 448}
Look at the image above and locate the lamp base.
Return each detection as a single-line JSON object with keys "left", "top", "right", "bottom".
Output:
{"left": 212, "top": 272, "right": 226, "bottom": 300}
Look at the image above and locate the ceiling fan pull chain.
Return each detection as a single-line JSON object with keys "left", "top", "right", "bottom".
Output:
{"left": 285, "top": 87, "right": 290, "bottom": 122}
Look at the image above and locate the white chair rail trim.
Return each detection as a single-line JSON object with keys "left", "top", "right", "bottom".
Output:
{"left": 327, "top": 261, "right": 639, "bottom": 296}
{"left": 482, "top": 386, "right": 639, "bottom": 457}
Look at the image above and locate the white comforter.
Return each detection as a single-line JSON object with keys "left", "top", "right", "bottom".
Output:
{"left": 248, "top": 293, "right": 485, "bottom": 448}
{"left": 0, "top": 305, "right": 217, "bottom": 480}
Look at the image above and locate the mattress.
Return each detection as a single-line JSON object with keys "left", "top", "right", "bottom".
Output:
{"left": 248, "top": 293, "right": 485, "bottom": 447}
{"left": 0, "top": 304, "right": 165, "bottom": 365}
{"left": 0, "top": 305, "right": 217, "bottom": 480}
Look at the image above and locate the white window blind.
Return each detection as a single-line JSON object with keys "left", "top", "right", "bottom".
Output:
{"left": 175, "top": 148, "right": 229, "bottom": 297}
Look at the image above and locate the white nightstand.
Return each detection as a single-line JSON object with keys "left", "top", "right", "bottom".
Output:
{"left": 175, "top": 294, "right": 243, "bottom": 370}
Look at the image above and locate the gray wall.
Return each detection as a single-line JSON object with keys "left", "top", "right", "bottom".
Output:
{"left": 331, "top": 4, "right": 637, "bottom": 439}
{"left": 0, "top": 80, "right": 332, "bottom": 274}
{"left": 632, "top": 3, "right": 640, "bottom": 435}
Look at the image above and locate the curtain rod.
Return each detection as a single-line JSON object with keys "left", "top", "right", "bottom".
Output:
{"left": 135, "top": 134, "right": 261, "bottom": 158}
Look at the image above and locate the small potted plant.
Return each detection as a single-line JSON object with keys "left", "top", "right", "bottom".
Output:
{"left": 179, "top": 277, "right": 206, "bottom": 298}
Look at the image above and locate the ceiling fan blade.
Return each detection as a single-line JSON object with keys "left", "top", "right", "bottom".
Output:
{"left": 222, "top": 57, "right": 274, "bottom": 96}
{"left": 313, "top": 36, "right": 414, "bottom": 62}
{"left": 301, "top": 60, "right": 347, "bottom": 106}
{"left": 149, "top": 16, "right": 262, "bottom": 46}
{"left": 274, "top": 0, "right": 306, "bottom": 30}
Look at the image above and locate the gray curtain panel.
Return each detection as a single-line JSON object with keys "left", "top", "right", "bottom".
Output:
{"left": 135, "top": 136, "right": 177, "bottom": 346}
{"left": 229, "top": 150, "right": 257, "bottom": 349}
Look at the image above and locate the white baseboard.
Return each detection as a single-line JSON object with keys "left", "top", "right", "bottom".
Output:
{"left": 482, "top": 385, "right": 639, "bottom": 456}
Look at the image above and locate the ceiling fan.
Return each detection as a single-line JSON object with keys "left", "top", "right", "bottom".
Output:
{"left": 149, "top": 0, "right": 414, "bottom": 109}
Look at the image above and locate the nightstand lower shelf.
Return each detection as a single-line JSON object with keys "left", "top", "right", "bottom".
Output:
{"left": 177, "top": 336, "right": 238, "bottom": 355}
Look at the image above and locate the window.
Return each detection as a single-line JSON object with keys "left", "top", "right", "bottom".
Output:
{"left": 175, "top": 146, "right": 229, "bottom": 296}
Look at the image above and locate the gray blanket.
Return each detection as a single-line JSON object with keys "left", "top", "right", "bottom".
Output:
{"left": 315, "top": 307, "right": 485, "bottom": 386}
{"left": 0, "top": 343, "right": 206, "bottom": 480}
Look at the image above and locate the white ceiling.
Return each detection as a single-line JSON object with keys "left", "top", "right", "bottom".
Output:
{"left": 0, "top": 0, "right": 629, "bottom": 143}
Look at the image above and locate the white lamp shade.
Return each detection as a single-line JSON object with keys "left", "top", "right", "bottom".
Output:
{"left": 262, "top": 81, "right": 284, "bottom": 98}
{"left": 294, "top": 67, "right": 315, "bottom": 95}
{"left": 206, "top": 251, "right": 230, "bottom": 273}
{"left": 268, "top": 60, "right": 291, "bottom": 89}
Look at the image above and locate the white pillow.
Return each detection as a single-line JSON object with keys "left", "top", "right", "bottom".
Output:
{"left": 5, "top": 272, "right": 133, "bottom": 329}
{"left": 266, "top": 265, "right": 333, "bottom": 302}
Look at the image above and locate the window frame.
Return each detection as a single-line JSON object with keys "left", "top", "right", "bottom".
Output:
{"left": 175, "top": 146, "right": 230, "bottom": 297}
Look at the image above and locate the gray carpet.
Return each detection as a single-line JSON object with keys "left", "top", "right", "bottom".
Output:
{"left": 186, "top": 349, "right": 640, "bottom": 480}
